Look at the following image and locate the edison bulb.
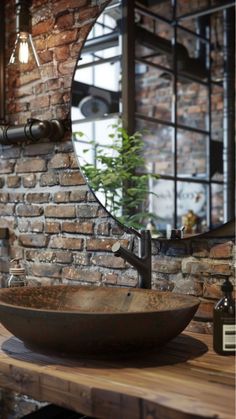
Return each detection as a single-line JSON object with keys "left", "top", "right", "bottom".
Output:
{"left": 8, "top": 32, "right": 40, "bottom": 68}
{"left": 18, "top": 35, "right": 29, "bottom": 64}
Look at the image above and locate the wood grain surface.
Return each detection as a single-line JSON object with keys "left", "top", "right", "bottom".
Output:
{"left": 0, "top": 325, "right": 234, "bottom": 419}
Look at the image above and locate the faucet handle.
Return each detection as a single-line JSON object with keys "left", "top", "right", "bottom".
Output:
{"left": 112, "top": 242, "right": 121, "bottom": 255}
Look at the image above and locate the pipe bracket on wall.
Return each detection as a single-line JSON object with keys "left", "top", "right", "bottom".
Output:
{"left": 0, "top": 118, "right": 67, "bottom": 144}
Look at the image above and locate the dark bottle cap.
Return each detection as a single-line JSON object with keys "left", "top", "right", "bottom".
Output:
{"left": 221, "top": 278, "right": 233, "bottom": 293}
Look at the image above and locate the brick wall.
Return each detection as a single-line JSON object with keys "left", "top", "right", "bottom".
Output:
{"left": 0, "top": 0, "right": 234, "bottom": 335}
{"left": 0, "top": 0, "right": 234, "bottom": 415}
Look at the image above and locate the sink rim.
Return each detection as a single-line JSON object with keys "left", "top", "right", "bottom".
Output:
{"left": 0, "top": 285, "right": 200, "bottom": 316}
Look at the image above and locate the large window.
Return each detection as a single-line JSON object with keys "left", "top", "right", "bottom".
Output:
{"left": 72, "top": 0, "right": 235, "bottom": 235}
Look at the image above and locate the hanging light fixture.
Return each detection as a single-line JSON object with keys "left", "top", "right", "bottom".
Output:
{"left": 8, "top": 0, "right": 40, "bottom": 69}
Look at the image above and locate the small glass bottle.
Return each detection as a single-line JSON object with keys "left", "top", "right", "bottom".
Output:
{"left": 213, "top": 278, "right": 235, "bottom": 355}
{"left": 8, "top": 258, "right": 27, "bottom": 287}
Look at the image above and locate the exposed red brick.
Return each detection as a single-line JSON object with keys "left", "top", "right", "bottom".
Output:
{"left": 29, "top": 263, "right": 62, "bottom": 278}
{"left": 54, "top": 46, "right": 70, "bottom": 61}
{"left": 49, "top": 153, "right": 70, "bottom": 169}
{"left": 16, "top": 158, "right": 47, "bottom": 173}
{"left": 55, "top": 13, "right": 74, "bottom": 30}
{"left": 69, "top": 153, "right": 79, "bottom": 169}
{"left": 59, "top": 171, "right": 85, "bottom": 186}
{"left": 152, "top": 257, "right": 181, "bottom": 274}
{"left": 209, "top": 241, "right": 233, "bottom": 259}
{"left": 77, "top": 204, "right": 99, "bottom": 218}
{"left": 34, "top": 82, "right": 44, "bottom": 95}
{"left": 193, "top": 277, "right": 204, "bottom": 297}
{"left": 25, "top": 250, "right": 72, "bottom": 264}
{"left": 86, "top": 238, "right": 128, "bottom": 252}
{"left": 78, "top": 5, "right": 99, "bottom": 21}
{"left": 32, "top": 18, "right": 54, "bottom": 36}
{"left": 182, "top": 257, "right": 208, "bottom": 274}
{"left": 117, "top": 275, "right": 138, "bottom": 287}
{"left": 111, "top": 224, "right": 127, "bottom": 236}
{"left": 50, "top": 92, "right": 65, "bottom": 105}
{"left": 91, "top": 254, "right": 125, "bottom": 269}
{"left": 0, "top": 193, "right": 9, "bottom": 203}
{"left": 18, "top": 220, "right": 29, "bottom": 233}
{"left": 0, "top": 147, "right": 20, "bottom": 159}
{"left": 26, "top": 193, "right": 50, "bottom": 203}
{"left": 0, "top": 160, "right": 15, "bottom": 174}
{"left": 45, "top": 205, "right": 76, "bottom": 218}
{"left": 96, "top": 222, "right": 110, "bottom": 236}
{"left": 46, "top": 78, "right": 61, "bottom": 91}
{"left": 31, "top": 95, "right": 50, "bottom": 109}
{"left": 53, "top": 192, "right": 70, "bottom": 203}
{"left": 73, "top": 252, "right": 90, "bottom": 265}
{"left": 102, "top": 272, "right": 118, "bottom": 285}
{"left": 69, "top": 190, "right": 87, "bottom": 202}
{"left": 30, "top": 221, "right": 44, "bottom": 233}
{"left": 19, "top": 234, "right": 48, "bottom": 248}
{"left": 195, "top": 298, "right": 215, "bottom": 321}
{"left": 192, "top": 241, "right": 209, "bottom": 258}
{"left": 62, "top": 266, "right": 101, "bottom": 282}
{"left": 203, "top": 278, "right": 224, "bottom": 300}
{"left": 45, "top": 222, "right": 61, "bottom": 234}
{"left": 22, "top": 174, "right": 37, "bottom": 188}
{"left": 52, "top": 0, "right": 87, "bottom": 15}
{"left": 7, "top": 176, "right": 21, "bottom": 188}
{"left": 211, "top": 261, "right": 232, "bottom": 276}
{"left": 47, "top": 30, "right": 78, "bottom": 48}
{"left": 8, "top": 193, "right": 24, "bottom": 203}
{"left": 38, "top": 49, "right": 54, "bottom": 64}
{"left": 40, "top": 172, "right": 59, "bottom": 186}
{"left": 62, "top": 221, "right": 94, "bottom": 235}
{"left": 23, "top": 143, "right": 54, "bottom": 157}
{"left": 15, "top": 69, "right": 41, "bottom": 87}
{"left": 58, "top": 59, "right": 77, "bottom": 75}
{"left": 0, "top": 204, "right": 15, "bottom": 216}
{"left": 16, "top": 205, "right": 43, "bottom": 217}
{"left": 49, "top": 236, "right": 83, "bottom": 250}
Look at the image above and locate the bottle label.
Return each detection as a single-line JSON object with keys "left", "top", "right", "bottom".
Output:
{"left": 223, "top": 324, "right": 236, "bottom": 351}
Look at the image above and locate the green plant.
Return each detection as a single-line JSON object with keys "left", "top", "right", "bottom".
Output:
{"left": 74, "top": 123, "right": 159, "bottom": 229}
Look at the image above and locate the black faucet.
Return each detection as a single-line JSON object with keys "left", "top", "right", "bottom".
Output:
{"left": 112, "top": 230, "right": 152, "bottom": 289}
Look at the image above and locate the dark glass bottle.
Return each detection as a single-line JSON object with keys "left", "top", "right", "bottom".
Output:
{"left": 213, "top": 278, "right": 235, "bottom": 355}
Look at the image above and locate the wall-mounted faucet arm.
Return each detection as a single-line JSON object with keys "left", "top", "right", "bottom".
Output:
{"left": 112, "top": 230, "right": 152, "bottom": 289}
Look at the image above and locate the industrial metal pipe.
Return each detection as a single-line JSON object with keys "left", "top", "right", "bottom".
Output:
{"left": 223, "top": 8, "right": 235, "bottom": 222}
{"left": 0, "top": 118, "right": 66, "bottom": 144}
{"left": 0, "top": 4, "right": 5, "bottom": 124}
{"left": 177, "top": 1, "right": 235, "bottom": 21}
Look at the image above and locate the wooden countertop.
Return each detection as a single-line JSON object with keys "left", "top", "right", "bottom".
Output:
{"left": 0, "top": 324, "right": 234, "bottom": 419}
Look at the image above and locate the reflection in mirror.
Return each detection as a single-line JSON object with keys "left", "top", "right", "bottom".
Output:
{"left": 71, "top": 0, "right": 235, "bottom": 238}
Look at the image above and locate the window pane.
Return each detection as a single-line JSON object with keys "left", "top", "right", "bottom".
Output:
{"left": 149, "top": 179, "right": 174, "bottom": 231}
{"left": 211, "top": 183, "right": 224, "bottom": 227}
{"left": 211, "top": 84, "right": 224, "bottom": 141}
{"left": 177, "top": 80, "right": 209, "bottom": 131}
{"left": 176, "top": 1, "right": 210, "bottom": 18}
{"left": 135, "top": 17, "right": 173, "bottom": 70}
{"left": 136, "top": 119, "right": 174, "bottom": 176}
{"left": 177, "top": 181, "right": 207, "bottom": 233}
{"left": 135, "top": 64, "right": 172, "bottom": 122}
{"left": 177, "top": 129, "right": 208, "bottom": 178}
{"left": 138, "top": 1, "right": 172, "bottom": 21}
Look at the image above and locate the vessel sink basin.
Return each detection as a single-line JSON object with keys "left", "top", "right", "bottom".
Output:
{"left": 0, "top": 285, "right": 199, "bottom": 355}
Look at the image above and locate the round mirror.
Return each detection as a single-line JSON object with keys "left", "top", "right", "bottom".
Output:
{"left": 71, "top": 0, "right": 235, "bottom": 239}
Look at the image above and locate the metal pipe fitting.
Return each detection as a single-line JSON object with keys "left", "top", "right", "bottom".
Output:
{"left": 0, "top": 118, "right": 66, "bottom": 144}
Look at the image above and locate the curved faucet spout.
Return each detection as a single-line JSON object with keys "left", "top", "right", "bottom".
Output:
{"left": 112, "top": 230, "right": 152, "bottom": 289}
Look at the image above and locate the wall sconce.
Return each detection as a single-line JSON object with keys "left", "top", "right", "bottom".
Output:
{"left": 8, "top": 0, "right": 40, "bottom": 69}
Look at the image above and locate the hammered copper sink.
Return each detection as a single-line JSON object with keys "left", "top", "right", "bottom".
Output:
{"left": 0, "top": 285, "right": 199, "bottom": 355}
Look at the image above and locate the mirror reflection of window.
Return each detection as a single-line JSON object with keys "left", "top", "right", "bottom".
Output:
{"left": 71, "top": 0, "right": 233, "bottom": 237}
